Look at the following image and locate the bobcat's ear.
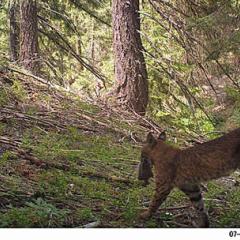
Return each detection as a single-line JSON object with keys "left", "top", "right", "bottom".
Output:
{"left": 146, "top": 132, "right": 157, "bottom": 147}
{"left": 158, "top": 131, "right": 166, "bottom": 141}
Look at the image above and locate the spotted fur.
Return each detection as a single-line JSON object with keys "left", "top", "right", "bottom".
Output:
{"left": 138, "top": 128, "right": 240, "bottom": 227}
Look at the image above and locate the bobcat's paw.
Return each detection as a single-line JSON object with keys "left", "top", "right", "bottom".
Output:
{"left": 139, "top": 210, "right": 152, "bottom": 220}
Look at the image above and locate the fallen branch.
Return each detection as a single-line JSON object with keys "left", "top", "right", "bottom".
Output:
{"left": 76, "top": 112, "right": 142, "bottom": 142}
{"left": 157, "top": 205, "right": 191, "bottom": 212}
{"left": 81, "top": 171, "right": 133, "bottom": 185}
{"left": 163, "top": 220, "right": 190, "bottom": 228}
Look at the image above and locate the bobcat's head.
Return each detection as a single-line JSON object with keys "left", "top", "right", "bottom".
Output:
{"left": 137, "top": 131, "right": 166, "bottom": 185}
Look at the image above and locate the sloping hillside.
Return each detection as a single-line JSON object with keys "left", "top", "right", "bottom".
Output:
{"left": 0, "top": 72, "right": 239, "bottom": 228}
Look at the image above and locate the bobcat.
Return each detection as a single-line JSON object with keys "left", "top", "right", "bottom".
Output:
{"left": 138, "top": 128, "right": 240, "bottom": 227}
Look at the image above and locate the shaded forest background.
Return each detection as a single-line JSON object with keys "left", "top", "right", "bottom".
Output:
{"left": 0, "top": 0, "right": 240, "bottom": 228}
{"left": 0, "top": 0, "right": 239, "bottom": 134}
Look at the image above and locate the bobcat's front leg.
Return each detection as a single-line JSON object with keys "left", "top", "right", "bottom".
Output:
{"left": 140, "top": 185, "right": 172, "bottom": 220}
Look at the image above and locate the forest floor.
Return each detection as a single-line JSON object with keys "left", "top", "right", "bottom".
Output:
{"left": 0, "top": 71, "right": 240, "bottom": 228}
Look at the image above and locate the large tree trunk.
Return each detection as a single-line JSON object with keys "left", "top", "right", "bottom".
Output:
{"left": 19, "top": 0, "right": 39, "bottom": 75}
{"left": 112, "top": 0, "right": 148, "bottom": 115}
{"left": 9, "top": 0, "right": 20, "bottom": 62}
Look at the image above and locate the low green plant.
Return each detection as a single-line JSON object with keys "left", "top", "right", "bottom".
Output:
{"left": 0, "top": 198, "right": 69, "bottom": 227}
{"left": 11, "top": 80, "right": 28, "bottom": 102}
{"left": 0, "top": 150, "right": 15, "bottom": 166}
{"left": 76, "top": 208, "right": 95, "bottom": 222}
{"left": 38, "top": 170, "right": 69, "bottom": 197}
{"left": 0, "top": 88, "right": 9, "bottom": 107}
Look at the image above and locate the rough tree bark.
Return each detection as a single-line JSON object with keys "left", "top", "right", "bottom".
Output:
{"left": 19, "top": 0, "right": 39, "bottom": 75}
{"left": 9, "top": 0, "right": 20, "bottom": 62}
{"left": 112, "top": 0, "right": 148, "bottom": 115}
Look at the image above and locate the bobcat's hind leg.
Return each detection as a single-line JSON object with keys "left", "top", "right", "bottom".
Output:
{"left": 179, "top": 183, "right": 209, "bottom": 228}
